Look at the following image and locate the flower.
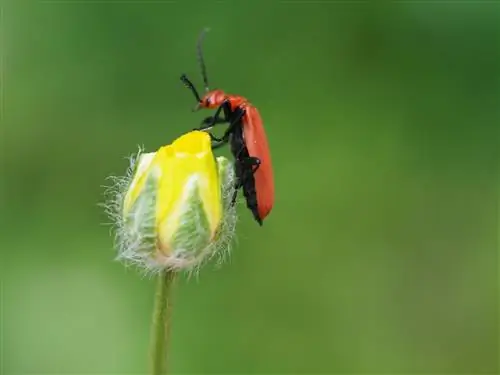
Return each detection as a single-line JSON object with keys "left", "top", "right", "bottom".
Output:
{"left": 104, "top": 130, "right": 237, "bottom": 274}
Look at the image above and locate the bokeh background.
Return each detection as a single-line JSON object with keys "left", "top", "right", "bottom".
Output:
{"left": 1, "top": 1, "right": 499, "bottom": 374}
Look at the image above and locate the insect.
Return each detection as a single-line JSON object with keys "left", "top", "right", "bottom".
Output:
{"left": 180, "top": 28, "right": 274, "bottom": 226}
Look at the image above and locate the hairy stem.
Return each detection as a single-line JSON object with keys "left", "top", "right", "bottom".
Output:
{"left": 150, "top": 270, "right": 177, "bottom": 375}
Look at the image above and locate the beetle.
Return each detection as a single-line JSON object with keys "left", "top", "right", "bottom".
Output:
{"left": 180, "top": 28, "right": 274, "bottom": 225}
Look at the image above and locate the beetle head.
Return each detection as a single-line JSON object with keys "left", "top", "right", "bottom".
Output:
{"left": 195, "top": 90, "right": 226, "bottom": 111}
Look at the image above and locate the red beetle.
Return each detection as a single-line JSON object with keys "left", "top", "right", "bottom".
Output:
{"left": 180, "top": 29, "right": 274, "bottom": 225}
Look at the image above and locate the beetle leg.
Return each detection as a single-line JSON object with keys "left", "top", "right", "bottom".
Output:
{"left": 201, "top": 107, "right": 246, "bottom": 149}
{"left": 197, "top": 117, "right": 227, "bottom": 142}
{"left": 206, "top": 131, "right": 223, "bottom": 147}
{"left": 230, "top": 190, "right": 239, "bottom": 206}
{"left": 241, "top": 156, "right": 261, "bottom": 174}
{"left": 197, "top": 102, "right": 244, "bottom": 142}
{"left": 202, "top": 116, "right": 227, "bottom": 125}
{"left": 210, "top": 137, "right": 228, "bottom": 150}
{"left": 230, "top": 157, "right": 261, "bottom": 206}
{"left": 218, "top": 107, "right": 245, "bottom": 143}
{"left": 235, "top": 157, "right": 261, "bottom": 189}
{"left": 204, "top": 129, "right": 230, "bottom": 149}
{"left": 196, "top": 100, "right": 231, "bottom": 131}
{"left": 197, "top": 116, "right": 228, "bottom": 133}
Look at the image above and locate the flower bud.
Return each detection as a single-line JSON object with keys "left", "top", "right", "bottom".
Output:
{"left": 105, "top": 130, "right": 237, "bottom": 274}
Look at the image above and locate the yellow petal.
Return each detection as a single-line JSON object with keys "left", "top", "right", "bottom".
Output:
{"left": 156, "top": 131, "right": 222, "bottom": 250}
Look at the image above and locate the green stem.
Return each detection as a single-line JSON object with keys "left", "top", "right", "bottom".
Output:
{"left": 150, "top": 270, "right": 177, "bottom": 375}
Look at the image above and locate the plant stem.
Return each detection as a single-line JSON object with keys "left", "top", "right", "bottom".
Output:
{"left": 150, "top": 269, "right": 177, "bottom": 375}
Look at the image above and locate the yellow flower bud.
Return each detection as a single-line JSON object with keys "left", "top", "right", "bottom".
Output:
{"left": 105, "top": 130, "right": 237, "bottom": 274}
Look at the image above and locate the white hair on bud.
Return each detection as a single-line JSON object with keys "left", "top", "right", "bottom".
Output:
{"left": 102, "top": 146, "right": 238, "bottom": 278}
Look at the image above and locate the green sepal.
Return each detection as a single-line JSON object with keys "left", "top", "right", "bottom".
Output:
{"left": 216, "top": 156, "right": 236, "bottom": 212}
{"left": 123, "top": 169, "right": 158, "bottom": 251}
{"left": 170, "top": 185, "right": 211, "bottom": 257}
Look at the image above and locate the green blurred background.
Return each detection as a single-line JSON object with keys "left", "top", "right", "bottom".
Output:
{"left": 1, "top": 1, "right": 499, "bottom": 374}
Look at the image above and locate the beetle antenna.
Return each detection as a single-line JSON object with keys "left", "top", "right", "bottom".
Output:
{"left": 180, "top": 74, "right": 202, "bottom": 103}
{"left": 197, "top": 27, "right": 211, "bottom": 92}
